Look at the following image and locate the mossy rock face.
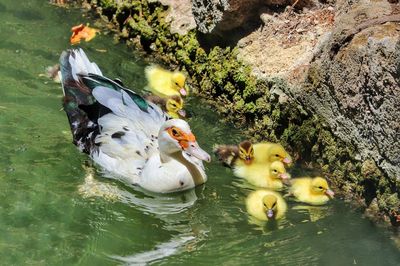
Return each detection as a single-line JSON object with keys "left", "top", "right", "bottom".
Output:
{"left": 79, "top": 0, "right": 399, "bottom": 227}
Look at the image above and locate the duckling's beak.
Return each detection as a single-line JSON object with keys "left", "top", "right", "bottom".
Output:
{"left": 278, "top": 173, "right": 290, "bottom": 180}
{"left": 185, "top": 141, "right": 211, "bottom": 162}
{"left": 178, "top": 109, "right": 186, "bottom": 117}
{"left": 266, "top": 209, "right": 274, "bottom": 218}
{"left": 282, "top": 157, "right": 292, "bottom": 164}
{"left": 325, "top": 189, "right": 335, "bottom": 198}
{"left": 244, "top": 157, "right": 252, "bottom": 165}
{"left": 179, "top": 87, "right": 187, "bottom": 96}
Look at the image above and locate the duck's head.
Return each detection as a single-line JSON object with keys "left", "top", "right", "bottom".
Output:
{"left": 238, "top": 141, "right": 254, "bottom": 165}
{"left": 158, "top": 119, "right": 210, "bottom": 162}
{"left": 166, "top": 95, "right": 186, "bottom": 118}
{"left": 269, "top": 161, "right": 290, "bottom": 180}
{"left": 171, "top": 72, "right": 188, "bottom": 96}
{"left": 269, "top": 144, "right": 292, "bottom": 165}
{"left": 262, "top": 194, "right": 278, "bottom": 219}
{"left": 311, "top": 177, "right": 335, "bottom": 198}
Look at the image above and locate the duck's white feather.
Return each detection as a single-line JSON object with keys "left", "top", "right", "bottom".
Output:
{"left": 69, "top": 49, "right": 102, "bottom": 80}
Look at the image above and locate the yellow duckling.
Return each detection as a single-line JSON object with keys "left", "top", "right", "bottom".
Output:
{"left": 290, "top": 176, "right": 335, "bottom": 205}
{"left": 234, "top": 160, "right": 290, "bottom": 189}
{"left": 246, "top": 190, "right": 287, "bottom": 221}
{"left": 145, "top": 94, "right": 186, "bottom": 119}
{"left": 145, "top": 65, "right": 188, "bottom": 97}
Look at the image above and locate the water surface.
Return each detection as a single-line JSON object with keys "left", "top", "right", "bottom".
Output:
{"left": 0, "top": 0, "right": 399, "bottom": 265}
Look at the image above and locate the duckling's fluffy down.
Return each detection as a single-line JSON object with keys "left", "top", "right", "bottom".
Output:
{"left": 246, "top": 190, "right": 287, "bottom": 221}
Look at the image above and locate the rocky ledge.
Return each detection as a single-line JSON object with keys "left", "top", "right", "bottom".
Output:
{"left": 73, "top": 0, "right": 399, "bottom": 228}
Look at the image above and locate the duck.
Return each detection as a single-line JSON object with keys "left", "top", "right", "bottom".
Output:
{"left": 289, "top": 176, "right": 335, "bottom": 205}
{"left": 214, "top": 140, "right": 292, "bottom": 168}
{"left": 145, "top": 94, "right": 186, "bottom": 119}
{"left": 234, "top": 160, "right": 290, "bottom": 189}
{"left": 145, "top": 65, "right": 188, "bottom": 97}
{"left": 246, "top": 189, "right": 287, "bottom": 221}
{"left": 59, "top": 48, "right": 210, "bottom": 193}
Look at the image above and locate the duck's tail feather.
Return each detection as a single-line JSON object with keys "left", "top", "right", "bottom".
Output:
{"left": 59, "top": 49, "right": 106, "bottom": 154}
{"left": 213, "top": 144, "right": 239, "bottom": 168}
{"left": 60, "top": 49, "right": 98, "bottom": 106}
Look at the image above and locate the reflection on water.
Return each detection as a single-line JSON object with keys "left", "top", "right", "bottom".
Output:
{"left": 78, "top": 164, "right": 208, "bottom": 264}
{"left": 0, "top": 0, "right": 399, "bottom": 265}
{"left": 111, "top": 235, "right": 196, "bottom": 265}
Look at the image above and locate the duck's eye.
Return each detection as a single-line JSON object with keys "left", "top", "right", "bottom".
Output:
{"left": 171, "top": 104, "right": 177, "bottom": 107}
{"left": 318, "top": 186, "right": 323, "bottom": 189}
{"left": 275, "top": 154, "right": 280, "bottom": 157}
{"left": 272, "top": 170, "right": 277, "bottom": 173}
{"left": 272, "top": 202, "right": 276, "bottom": 208}
{"left": 172, "top": 128, "right": 180, "bottom": 137}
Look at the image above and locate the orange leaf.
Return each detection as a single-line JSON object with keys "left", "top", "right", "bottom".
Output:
{"left": 70, "top": 24, "right": 99, "bottom": 45}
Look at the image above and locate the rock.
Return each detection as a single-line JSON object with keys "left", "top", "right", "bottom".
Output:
{"left": 156, "top": 0, "right": 196, "bottom": 35}
{"left": 191, "top": 0, "right": 318, "bottom": 37}
{"left": 291, "top": 0, "right": 400, "bottom": 181}
{"left": 238, "top": 7, "right": 335, "bottom": 78}
{"left": 191, "top": 0, "right": 262, "bottom": 35}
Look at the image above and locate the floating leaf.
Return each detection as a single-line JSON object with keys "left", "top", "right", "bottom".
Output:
{"left": 70, "top": 24, "right": 99, "bottom": 45}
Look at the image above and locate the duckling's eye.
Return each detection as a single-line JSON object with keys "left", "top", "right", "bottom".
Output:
{"left": 318, "top": 186, "right": 323, "bottom": 189}
{"left": 171, "top": 104, "right": 177, "bottom": 107}
{"left": 275, "top": 154, "right": 280, "bottom": 157}
{"left": 272, "top": 202, "right": 276, "bottom": 208}
{"left": 272, "top": 170, "right": 278, "bottom": 173}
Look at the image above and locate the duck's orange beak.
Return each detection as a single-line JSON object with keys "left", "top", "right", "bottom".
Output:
{"left": 167, "top": 127, "right": 210, "bottom": 162}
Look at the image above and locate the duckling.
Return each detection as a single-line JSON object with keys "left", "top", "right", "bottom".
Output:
{"left": 246, "top": 190, "right": 287, "bottom": 221}
{"left": 39, "top": 64, "right": 61, "bottom": 83}
{"left": 145, "top": 94, "right": 186, "bottom": 119}
{"left": 235, "top": 160, "right": 290, "bottom": 189}
{"left": 214, "top": 140, "right": 292, "bottom": 168}
{"left": 145, "top": 65, "right": 188, "bottom": 97}
{"left": 290, "top": 176, "right": 335, "bottom": 205}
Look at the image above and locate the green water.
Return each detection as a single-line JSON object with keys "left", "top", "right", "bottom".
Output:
{"left": 0, "top": 0, "right": 399, "bottom": 265}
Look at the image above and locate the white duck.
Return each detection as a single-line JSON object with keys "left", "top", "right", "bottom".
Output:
{"left": 59, "top": 49, "right": 210, "bottom": 193}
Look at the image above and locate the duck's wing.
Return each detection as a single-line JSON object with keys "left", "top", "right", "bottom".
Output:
{"left": 59, "top": 48, "right": 168, "bottom": 157}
